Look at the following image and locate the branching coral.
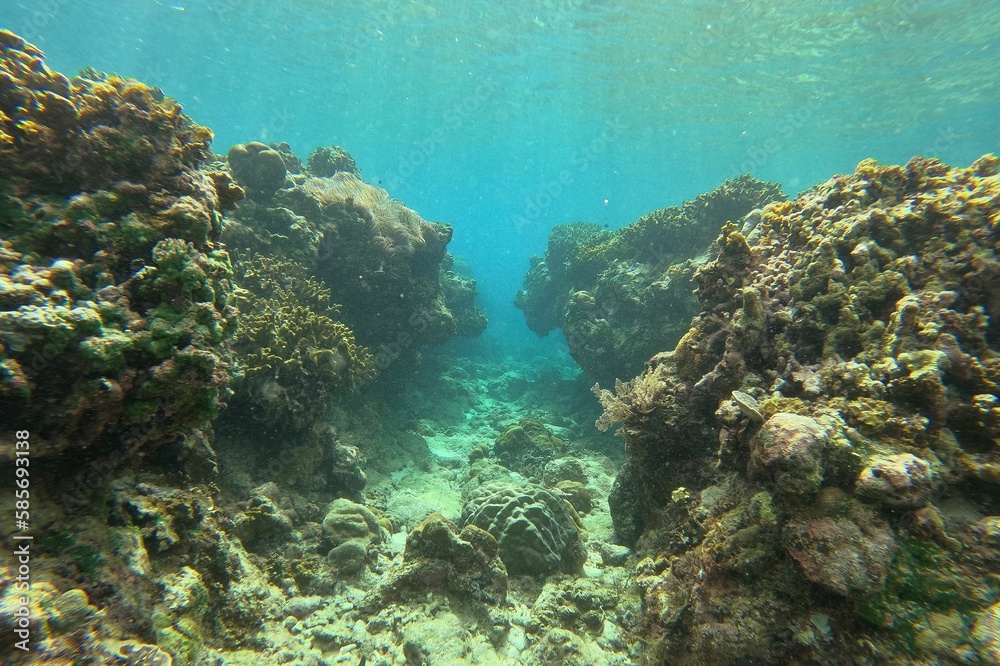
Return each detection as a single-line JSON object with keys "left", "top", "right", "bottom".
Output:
{"left": 230, "top": 253, "right": 374, "bottom": 428}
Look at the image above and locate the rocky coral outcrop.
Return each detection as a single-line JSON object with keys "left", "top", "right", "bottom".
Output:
{"left": 492, "top": 418, "right": 571, "bottom": 478}
{"left": 593, "top": 155, "right": 1000, "bottom": 663}
{"left": 461, "top": 482, "right": 586, "bottom": 576}
{"left": 222, "top": 147, "right": 487, "bottom": 370}
{"left": 381, "top": 513, "right": 508, "bottom": 605}
{"left": 227, "top": 141, "right": 287, "bottom": 201}
{"left": 0, "top": 30, "right": 235, "bottom": 464}
{"left": 517, "top": 175, "right": 785, "bottom": 383}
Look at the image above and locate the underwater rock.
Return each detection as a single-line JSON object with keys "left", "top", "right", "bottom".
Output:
{"left": 442, "top": 265, "right": 489, "bottom": 338}
{"left": 283, "top": 595, "right": 326, "bottom": 620}
{"left": 782, "top": 508, "right": 895, "bottom": 597}
{"left": 596, "top": 542, "right": 632, "bottom": 567}
{"left": 529, "top": 627, "right": 599, "bottom": 666}
{"left": 231, "top": 491, "right": 294, "bottom": 552}
{"left": 748, "top": 413, "right": 829, "bottom": 499}
{"left": 554, "top": 480, "right": 594, "bottom": 515}
{"left": 461, "top": 482, "right": 586, "bottom": 576}
{"left": 542, "top": 456, "right": 589, "bottom": 486}
{"left": 493, "top": 418, "right": 570, "bottom": 478}
{"left": 855, "top": 452, "right": 935, "bottom": 509}
{"left": 227, "top": 141, "right": 287, "bottom": 201}
{"left": 516, "top": 175, "right": 785, "bottom": 383}
{"left": 386, "top": 513, "right": 508, "bottom": 605}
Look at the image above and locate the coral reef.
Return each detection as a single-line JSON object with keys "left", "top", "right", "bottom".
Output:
{"left": 306, "top": 144, "right": 361, "bottom": 178}
{"left": 517, "top": 175, "right": 785, "bottom": 383}
{"left": 594, "top": 155, "right": 1000, "bottom": 663}
{"left": 0, "top": 30, "right": 235, "bottom": 464}
{"left": 222, "top": 148, "right": 486, "bottom": 369}
{"left": 227, "top": 142, "right": 287, "bottom": 202}
{"left": 461, "top": 482, "right": 586, "bottom": 576}
{"left": 228, "top": 252, "right": 374, "bottom": 427}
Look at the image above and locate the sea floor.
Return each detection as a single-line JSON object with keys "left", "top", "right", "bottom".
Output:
{"left": 206, "top": 346, "right": 641, "bottom": 665}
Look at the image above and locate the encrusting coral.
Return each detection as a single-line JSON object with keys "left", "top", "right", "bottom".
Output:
{"left": 0, "top": 30, "right": 235, "bottom": 463}
{"left": 593, "top": 155, "right": 1000, "bottom": 663}
{"left": 517, "top": 175, "right": 785, "bottom": 383}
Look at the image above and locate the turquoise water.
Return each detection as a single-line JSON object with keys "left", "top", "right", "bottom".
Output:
{"left": 5, "top": 0, "right": 997, "bottom": 347}
{"left": 5, "top": 4, "right": 1000, "bottom": 665}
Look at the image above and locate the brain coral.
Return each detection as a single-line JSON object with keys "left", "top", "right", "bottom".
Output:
{"left": 0, "top": 30, "right": 235, "bottom": 463}
{"left": 460, "top": 482, "right": 585, "bottom": 576}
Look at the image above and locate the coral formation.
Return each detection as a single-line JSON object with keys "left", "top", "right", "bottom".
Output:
{"left": 379, "top": 513, "right": 508, "bottom": 606}
{"left": 517, "top": 175, "right": 785, "bottom": 383}
{"left": 306, "top": 144, "right": 361, "bottom": 178}
{"left": 493, "top": 418, "right": 571, "bottom": 478}
{"left": 594, "top": 155, "right": 1000, "bottom": 663}
{"left": 0, "top": 30, "right": 235, "bottom": 463}
{"left": 461, "top": 482, "right": 586, "bottom": 576}
{"left": 222, "top": 148, "right": 486, "bottom": 368}
{"left": 227, "top": 141, "right": 287, "bottom": 202}
{"left": 229, "top": 252, "right": 374, "bottom": 427}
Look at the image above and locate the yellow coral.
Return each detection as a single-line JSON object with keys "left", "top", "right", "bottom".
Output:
{"left": 232, "top": 254, "right": 374, "bottom": 424}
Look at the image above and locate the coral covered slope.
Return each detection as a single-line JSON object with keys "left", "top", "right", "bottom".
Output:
{"left": 595, "top": 155, "right": 1000, "bottom": 664}
{"left": 0, "top": 30, "right": 236, "bottom": 463}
